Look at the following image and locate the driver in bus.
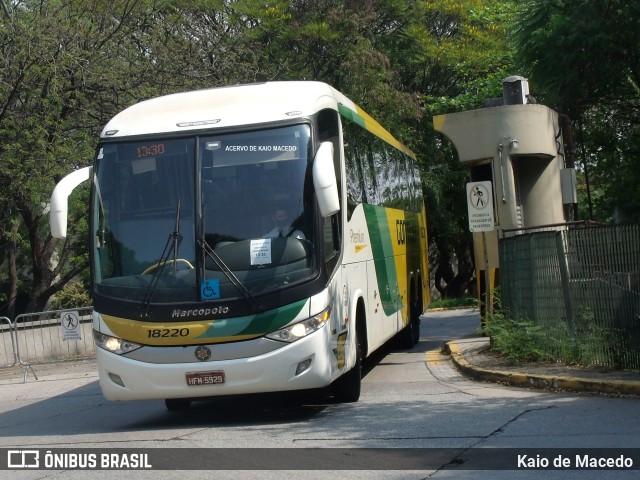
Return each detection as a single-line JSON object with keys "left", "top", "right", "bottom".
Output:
{"left": 264, "top": 208, "right": 305, "bottom": 239}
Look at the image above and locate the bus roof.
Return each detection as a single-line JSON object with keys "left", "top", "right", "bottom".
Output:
{"left": 100, "top": 81, "right": 414, "bottom": 158}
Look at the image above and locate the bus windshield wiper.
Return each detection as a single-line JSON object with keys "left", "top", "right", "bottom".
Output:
{"left": 199, "top": 207, "right": 260, "bottom": 310}
{"left": 142, "top": 201, "right": 182, "bottom": 317}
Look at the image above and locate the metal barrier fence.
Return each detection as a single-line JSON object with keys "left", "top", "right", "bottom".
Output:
{"left": 14, "top": 307, "right": 95, "bottom": 366}
{"left": 0, "top": 307, "right": 96, "bottom": 381}
{"left": 1, "top": 316, "right": 17, "bottom": 368}
{"left": 500, "top": 224, "right": 640, "bottom": 369}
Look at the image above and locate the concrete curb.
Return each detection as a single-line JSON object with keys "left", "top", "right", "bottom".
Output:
{"left": 445, "top": 340, "right": 640, "bottom": 396}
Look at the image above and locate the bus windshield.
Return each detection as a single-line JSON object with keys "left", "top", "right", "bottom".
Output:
{"left": 92, "top": 124, "right": 316, "bottom": 305}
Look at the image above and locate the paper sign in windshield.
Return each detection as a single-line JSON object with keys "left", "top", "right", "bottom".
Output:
{"left": 250, "top": 238, "right": 272, "bottom": 265}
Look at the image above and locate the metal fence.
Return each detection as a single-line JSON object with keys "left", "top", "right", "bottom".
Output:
{"left": 500, "top": 224, "right": 640, "bottom": 369}
{"left": 1, "top": 316, "right": 17, "bottom": 368}
{"left": 1, "top": 307, "right": 95, "bottom": 381}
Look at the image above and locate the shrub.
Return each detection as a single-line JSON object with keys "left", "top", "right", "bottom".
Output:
{"left": 428, "top": 297, "right": 478, "bottom": 310}
{"left": 50, "top": 282, "right": 92, "bottom": 310}
{"left": 484, "top": 311, "right": 552, "bottom": 363}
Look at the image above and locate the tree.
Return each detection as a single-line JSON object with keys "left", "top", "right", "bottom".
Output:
{"left": 0, "top": 0, "right": 297, "bottom": 316}
{"left": 0, "top": 0, "right": 521, "bottom": 314}
{"left": 513, "top": 0, "right": 640, "bottom": 223}
{"left": 513, "top": 0, "right": 639, "bottom": 115}
{"left": 0, "top": 0, "right": 126, "bottom": 316}
{"left": 406, "top": 0, "right": 518, "bottom": 298}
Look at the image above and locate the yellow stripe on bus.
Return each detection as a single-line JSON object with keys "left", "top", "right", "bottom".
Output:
{"left": 353, "top": 105, "right": 416, "bottom": 159}
{"left": 384, "top": 208, "right": 409, "bottom": 327}
{"left": 101, "top": 315, "right": 221, "bottom": 346}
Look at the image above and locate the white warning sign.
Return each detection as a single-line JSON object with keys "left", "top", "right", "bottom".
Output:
{"left": 466, "top": 181, "right": 495, "bottom": 232}
{"left": 61, "top": 310, "right": 82, "bottom": 341}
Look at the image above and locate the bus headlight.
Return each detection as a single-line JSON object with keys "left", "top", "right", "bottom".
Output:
{"left": 266, "top": 307, "right": 331, "bottom": 343}
{"left": 94, "top": 331, "right": 142, "bottom": 355}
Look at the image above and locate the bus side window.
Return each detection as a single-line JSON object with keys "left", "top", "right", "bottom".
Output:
{"left": 318, "top": 109, "right": 342, "bottom": 269}
{"left": 323, "top": 214, "right": 340, "bottom": 261}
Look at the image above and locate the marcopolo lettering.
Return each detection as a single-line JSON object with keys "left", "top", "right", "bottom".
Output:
{"left": 172, "top": 306, "right": 229, "bottom": 318}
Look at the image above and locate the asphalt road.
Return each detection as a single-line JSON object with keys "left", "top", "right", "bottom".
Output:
{"left": 0, "top": 309, "right": 639, "bottom": 479}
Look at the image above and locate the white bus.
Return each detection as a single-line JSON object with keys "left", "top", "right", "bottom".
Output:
{"left": 50, "top": 81, "right": 429, "bottom": 409}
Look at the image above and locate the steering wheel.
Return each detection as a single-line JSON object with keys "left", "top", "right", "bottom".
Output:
{"left": 142, "top": 258, "right": 195, "bottom": 275}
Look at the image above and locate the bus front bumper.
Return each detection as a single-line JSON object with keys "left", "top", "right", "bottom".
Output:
{"left": 95, "top": 330, "right": 336, "bottom": 401}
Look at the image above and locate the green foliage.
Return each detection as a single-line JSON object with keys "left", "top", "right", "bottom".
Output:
{"left": 2, "top": 0, "right": 568, "bottom": 315}
{"left": 513, "top": 0, "right": 640, "bottom": 114}
{"left": 0, "top": 1, "right": 155, "bottom": 314}
{"left": 427, "top": 296, "right": 477, "bottom": 310}
{"left": 49, "top": 281, "right": 92, "bottom": 310}
{"left": 5, "top": 0, "right": 637, "bottom": 319}
{"left": 513, "top": 0, "right": 640, "bottom": 224}
{"left": 485, "top": 312, "right": 552, "bottom": 363}
{"left": 0, "top": 0, "right": 280, "bottom": 314}
{"left": 408, "top": 0, "right": 518, "bottom": 298}
{"left": 576, "top": 103, "right": 640, "bottom": 223}
{"left": 486, "top": 305, "right": 630, "bottom": 368}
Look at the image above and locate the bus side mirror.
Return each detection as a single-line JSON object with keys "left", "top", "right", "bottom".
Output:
{"left": 50, "top": 166, "right": 93, "bottom": 238}
{"left": 313, "top": 142, "right": 340, "bottom": 217}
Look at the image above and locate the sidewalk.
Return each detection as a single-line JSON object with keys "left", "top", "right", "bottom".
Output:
{"left": 0, "top": 359, "right": 98, "bottom": 385}
{"left": 446, "top": 337, "right": 640, "bottom": 396}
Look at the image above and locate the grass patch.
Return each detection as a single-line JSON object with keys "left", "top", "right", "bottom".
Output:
{"left": 485, "top": 306, "right": 630, "bottom": 368}
{"left": 427, "top": 297, "right": 477, "bottom": 310}
{"left": 484, "top": 312, "right": 552, "bottom": 364}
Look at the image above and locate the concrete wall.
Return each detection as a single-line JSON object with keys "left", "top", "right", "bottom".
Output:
{"left": 433, "top": 103, "right": 569, "bottom": 231}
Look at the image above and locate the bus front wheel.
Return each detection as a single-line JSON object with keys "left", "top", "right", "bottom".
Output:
{"left": 331, "top": 329, "right": 362, "bottom": 403}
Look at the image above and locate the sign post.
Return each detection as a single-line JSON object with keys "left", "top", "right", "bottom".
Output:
{"left": 466, "top": 181, "right": 495, "bottom": 320}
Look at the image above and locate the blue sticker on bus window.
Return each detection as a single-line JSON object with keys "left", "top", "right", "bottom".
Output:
{"left": 201, "top": 279, "right": 220, "bottom": 300}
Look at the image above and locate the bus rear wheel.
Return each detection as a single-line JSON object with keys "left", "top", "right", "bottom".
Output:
{"left": 399, "top": 315, "right": 419, "bottom": 349}
{"left": 400, "top": 295, "right": 421, "bottom": 349}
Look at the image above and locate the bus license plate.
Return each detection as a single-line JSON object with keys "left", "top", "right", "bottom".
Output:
{"left": 186, "top": 371, "right": 225, "bottom": 386}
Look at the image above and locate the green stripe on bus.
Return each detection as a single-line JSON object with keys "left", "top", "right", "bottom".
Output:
{"left": 364, "top": 204, "right": 401, "bottom": 316}
{"left": 338, "top": 104, "right": 366, "bottom": 128}
{"left": 195, "top": 299, "right": 307, "bottom": 340}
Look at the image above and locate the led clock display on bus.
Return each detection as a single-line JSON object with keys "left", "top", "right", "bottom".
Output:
{"left": 136, "top": 144, "right": 165, "bottom": 158}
